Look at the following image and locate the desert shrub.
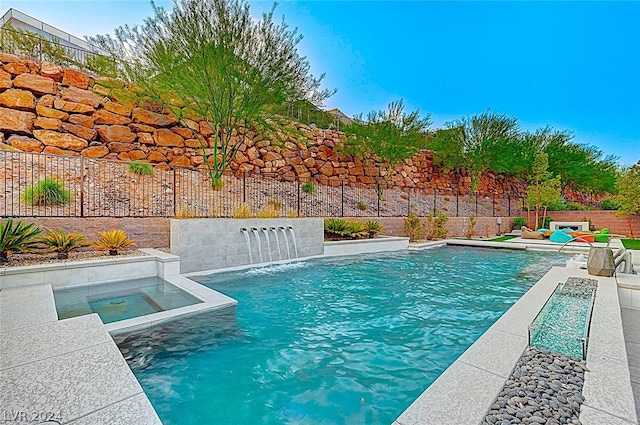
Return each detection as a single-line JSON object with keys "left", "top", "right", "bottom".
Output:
{"left": 324, "top": 218, "right": 348, "bottom": 237}
{"left": 92, "top": 230, "right": 136, "bottom": 255}
{"left": 599, "top": 197, "right": 620, "bottom": 210}
{"left": 465, "top": 216, "right": 478, "bottom": 239}
{"left": 0, "top": 218, "right": 42, "bottom": 263}
{"left": 356, "top": 200, "right": 368, "bottom": 211}
{"left": 512, "top": 216, "right": 526, "bottom": 229}
{"left": 267, "top": 199, "right": 282, "bottom": 209}
{"left": 232, "top": 203, "right": 254, "bottom": 218}
{"left": 301, "top": 181, "right": 316, "bottom": 194}
{"left": 128, "top": 162, "right": 154, "bottom": 175}
{"left": 257, "top": 206, "right": 280, "bottom": 218}
{"left": 285, "top": 209, "right": 300, "bottom": 218}
{"left": 21, "top": 178, "right": 71, "bottom": 206}
{"left": 425, "top": 209, "right": 448, "bottom": 240}
{"left": 39, "top": 229, "right": 88, "bottom": 259}
{"left": 345, "top": 221, "right": 368, "bottom": 239}
{"left": 364, "top": 220, "right": 385, "bottom": 238}
{"left": 404, "top": 212, "right": 423, "bottom": 242}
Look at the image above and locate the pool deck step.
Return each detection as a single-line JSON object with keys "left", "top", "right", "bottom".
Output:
{"left": 0, "top": 286, "right": 162, "bottom": 425}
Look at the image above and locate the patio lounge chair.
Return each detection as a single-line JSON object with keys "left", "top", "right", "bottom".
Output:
{"left": 521, "top": 226, "right": 544, "bottom": 240}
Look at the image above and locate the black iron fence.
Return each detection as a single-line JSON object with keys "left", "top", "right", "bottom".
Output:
{"left": 0, "top": 150, "right": 524, "bottom": 219}
{"left": 0, "top": 26, "right": 115, "bottom": 75}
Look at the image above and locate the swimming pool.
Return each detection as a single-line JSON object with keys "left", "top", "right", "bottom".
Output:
{"left": 115, "top": 247, "right": 565, "bottom": 425}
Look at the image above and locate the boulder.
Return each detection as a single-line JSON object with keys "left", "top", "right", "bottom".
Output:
{"left": 7, "top": 135, "right": 43, "bottom": 152}
{"left": 53, "top": 99, "right": 94, "bottom": 114}
{"left": 93, "top": 109, "right": 131, "bottom": 125}
{"left": 318, "top": 161, "right": 333, "bottom": 176}
{"left": 43, "top": 146, "right": 78, "bottom": 156}
{"left": 96, "top": 125, "right": 136, "bottom": 143}
{"left": 107, "top": 142, "right": 134, "bottom": 153}
{"left": 170, "top": 156, "right": 191, "bottom": 168}
{"left": 60, "top": 86, "right": 102, "bottom": 107}
{"left": 40, "top": 62, "right": 63, "bottom": 82}
{"left": 153, "top": 128, "right": 184, "bottom": 147}
{"left": 0, "top": 107, "right": 35, "bottom": 134}
{"left": 36, "top": 105, "right": 69, "bottom": 120}
{"left": 81, "top": 145, "right": 109, "bottom": 158}
{"left": 0, "top": 88, "right": 35, "bottom": 110}
{"left": 0, "top": 69, "right": 11, "bottom": 90}
{"left": 0, "top": 52, "right": 22, "bottom": 63}
{"left": 103, "top": 101, "right": 132, "bottom": 117}
{"left": 62, "top": 123, "right": 97, "bottom": 141}
{"left": 34, "top": 117, "right": 63, "bottom": 131}
{"left": 132, "top": 108, "right": 178, "bottom": 127}
{"left": 13, "top": 73, "right": 58, "bottom": 96}
{"left": 62, "top": 69, "right": 90, "bottom": 89}
{"left": 138, "top": 133, "right": 154, "bottom": 145}
{"left": 2, "top": 62, "right": 29, "bottom": 76}
{"left": 33, "top": 130, "right": 88, "bottom": 151}
{"left": 147, "top": 150, "right": 167, "bottom": 163}
{"left": 129, "top": 123, "right": 156, "bottom": 133}
{"left": 68, "top": 114, "right": 94, "bottom": 128}
{"left": 128, "top": 150, "right": 147, "bottom": 161}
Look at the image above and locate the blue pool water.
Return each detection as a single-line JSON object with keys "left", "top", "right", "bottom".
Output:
{"left": 54, "top": 277, "right": 202, "bottom": 324}
{"left": 115, "top": 247, "right": 565, "bottom": 425}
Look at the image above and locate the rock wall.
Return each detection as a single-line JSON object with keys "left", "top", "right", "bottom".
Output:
{"left": 0, "top": 53, "right": 525, "bottom": 197}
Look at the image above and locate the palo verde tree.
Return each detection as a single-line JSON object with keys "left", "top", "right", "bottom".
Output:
{"left": 342, "top": 100, "right": 431, "bottom": 199}
{"left": 525, "top": 152, "right": 562, "bottom": 229}
{"left": 429, "top": 111, "right": 521, "bottom": 194}
{"left": 90, "top": 0, "right": 333, "bottom": 189}
{"left": 615, "top": 161, "right": 640, "bottom": 239}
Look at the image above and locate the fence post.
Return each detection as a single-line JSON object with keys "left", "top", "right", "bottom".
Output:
{"left": 173, "top": 169, "right": 177, "bottom": 217}
{"left": 242, "top": 172, "right": 246, "bottom": 204}
{"left": 341, "top": 181, "right": 344, "bottom": 217}
{"left": 297, "top": 180, "right": 301, "bottom": 218}
{"left": 407, "top": 188, "right": 411, "bottom": 217}
{"left": 80, "top": 156, "right": 85, "bottom": 217}
{"left": 508, "top": 195, "right": 511, "bottom": 217}
{"left": 456, "top": 193, "right": 459, "bottom": 217}
{"left": 377, "top": 184, "right": 381, "bottom": 217}
{"left": 492, "top": 192, "right": 496, "bottom": 217}
{"left": 475, "top": 192, "right": 479, "bottom": 217}
{"left": 433, "top": 188, "right": 437, "bottom": 215}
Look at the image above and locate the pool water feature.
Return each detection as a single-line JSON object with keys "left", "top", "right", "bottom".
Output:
{"left": 54, "top": 276, "right": 203, "bottom": 324}
{"left": 115, "top": 247, "right": 566, "bottom": 425}
{"left": 528, "top": 277, "right": 597, "bottom": 359}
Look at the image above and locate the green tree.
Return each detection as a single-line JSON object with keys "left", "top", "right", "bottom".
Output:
{"left": 342, "top": 100, "right": 430, "bottom": 198}
{"left": 90, "top": 0, "right": 333, "bottom": 189}
{"left": 615, "top": 162, "right": 640, "bottom": 238}
{"left": 525, "top": 152, "right": 562, "bottom": 229}
{"left": 429, "top": 111, "right": 521, "bottom": 193}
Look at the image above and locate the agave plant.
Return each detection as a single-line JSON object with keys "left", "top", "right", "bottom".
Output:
{"left": 40, "top": 229, "right": 88, "bottom": 260}
{"left": 0, "top": 218, "right": 42, "bottom": 263}
{"left": 364, "top": 220, "right": 386, "bottom": 239}
{"left": 345, "top": 221, "right": 368, "bottom": 239}
{"left": 324, "top": 218, "right": 349, "bottom": 237}
{"left": 92, "top": 230, "right": 136, "bottom": 256}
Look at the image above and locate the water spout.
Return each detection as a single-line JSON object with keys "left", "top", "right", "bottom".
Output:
{"left": 279, "top": 226, "right": 291, "bottom": 259}
{"left": 261, "top": 227, "right": 273, "bottom": 262}
{"left": 287, "top": 226, "right": 299, "bottom": 258}
{"left": 271, "top": 227, "right": 282, "bottom": 260}
{"left": 240, "top": 228, "right": 253, "bottom": 264}
{"left": 251, "top": 228, "right": 264, "bottom": 263}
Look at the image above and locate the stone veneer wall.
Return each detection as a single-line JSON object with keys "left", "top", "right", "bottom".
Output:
{"left": 24, "top": 217, "right": 170, "bottom": 248}
{"left": 0, "top": 52, "right": 523, "bottom": 197}
{"left": 170, "top": 218, "right": 324, "bottom": 273}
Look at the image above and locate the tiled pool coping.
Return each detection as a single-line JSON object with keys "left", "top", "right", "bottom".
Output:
{"left": 394, "top": 266, "right": 639, "bottom": 425}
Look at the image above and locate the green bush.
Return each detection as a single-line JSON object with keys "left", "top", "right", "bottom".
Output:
{"left": 425, "top": 209, "right": 448, "bottom": 240}
{"left": 21, "top": 178, "right": 71, "bottom": 206}
{"left": 301, "top": 181, "right": 316, "bottom": 194}
{"left": 599, "top": 197, "right": 620, "bottom": 210}
{"left": 538, "top": 215, "right": 553, "bottom": 229}
{"left": 364, "top": 220, "right": 385, "bottom": 238}
{"left": 0, "top": 218, "right": 42, "bottom": 263}
{"left": 345, "top": 221, "right": 368, "bottom": 239}
{"left": 356, "top": 200, "right": 368, "bottom": 211}
{"left": 324, "top": 218, "right": 348, "bottom": 236}
{"left": 512, "top": 216, "right": 526, "bottom": 229}
{"left": 39, "top": 229, "right": 88, "bottom": 260}
{"left": 128, "top": 162, "right": 154, "bottom": 175}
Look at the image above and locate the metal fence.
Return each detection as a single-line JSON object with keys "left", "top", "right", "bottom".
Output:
{"left": 0, "top": 150, "right": 524, "bottom": 219}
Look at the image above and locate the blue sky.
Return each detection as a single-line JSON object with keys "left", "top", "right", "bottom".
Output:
{"left": 2, "top": 1, "right": 638, "bottom": 165}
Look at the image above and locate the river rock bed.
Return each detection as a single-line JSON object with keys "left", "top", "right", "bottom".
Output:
{"left": 482, "top": 347, "right": 586, "bottom": 425}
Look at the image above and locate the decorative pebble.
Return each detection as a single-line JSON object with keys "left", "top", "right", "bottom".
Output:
{"left": 481, "top": 347, "right": 586, "bottom": 425}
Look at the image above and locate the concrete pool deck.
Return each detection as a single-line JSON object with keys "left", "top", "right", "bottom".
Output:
{"left": 0, "top": 284, "right": 162, "bottom": 424}
{"left": 394, "top": 266, "right": 639, "bottom": 425}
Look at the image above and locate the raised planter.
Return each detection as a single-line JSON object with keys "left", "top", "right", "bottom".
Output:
{"left": 323, "top": 236, "right": 409, "bottom": 257}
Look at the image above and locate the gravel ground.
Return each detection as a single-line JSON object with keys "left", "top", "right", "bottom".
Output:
{"left": 0, "top": 249, "right": 155, "bottom": 268}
